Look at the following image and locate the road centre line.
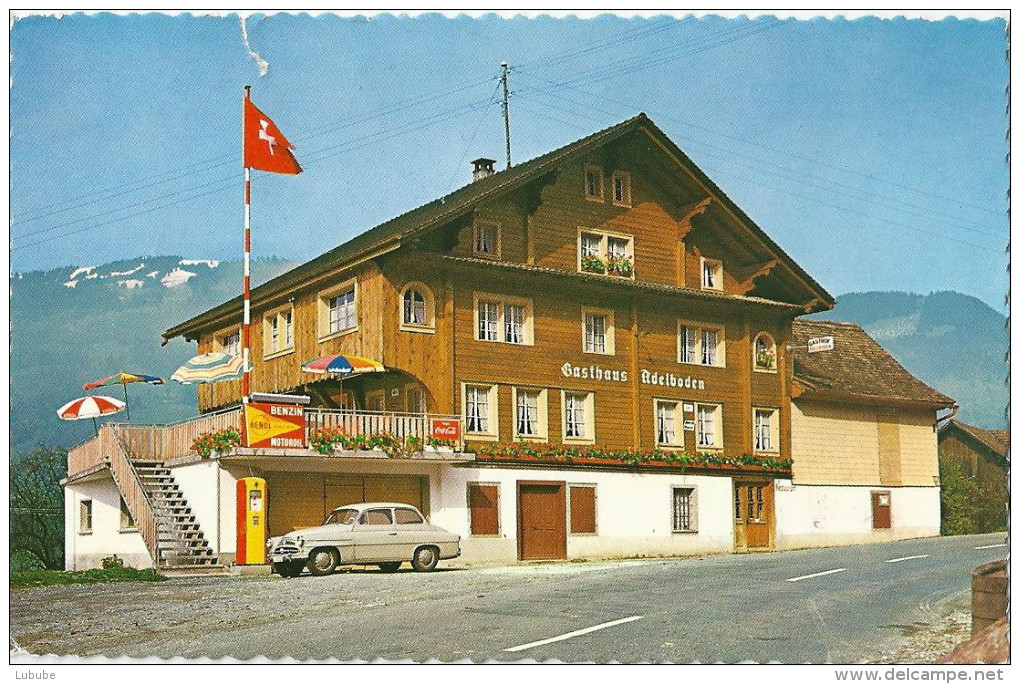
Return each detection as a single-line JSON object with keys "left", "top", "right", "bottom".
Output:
{"left": 974, "top": 544, "right": 1006, "bottom": 550}
{"left": 885, "top": 554, "right": 929, "bottom": 564}
{"left": 504, "top": 615, "right": 644, "bottom": 652}
{"left": 785, "top": 568, "right": 846, "bottom": 582}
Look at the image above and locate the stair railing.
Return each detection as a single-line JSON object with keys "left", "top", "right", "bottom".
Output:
{"left": 104, "top": 425, "right": 162, "bottom": 566}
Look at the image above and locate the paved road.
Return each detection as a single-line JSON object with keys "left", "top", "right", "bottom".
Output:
{"left": 10, "top": 533, "right": 1006, "bottom": 662}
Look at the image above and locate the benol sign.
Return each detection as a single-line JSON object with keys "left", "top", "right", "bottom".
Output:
{"left": 560, "top": 363, "right": 706, "bottom": 390}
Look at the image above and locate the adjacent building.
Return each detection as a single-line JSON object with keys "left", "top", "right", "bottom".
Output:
{"left": 937, "top": 419, "right": 1009, "bottom": 533}
{"left": 62, "top": 114, "right": 954, "bottom": 570}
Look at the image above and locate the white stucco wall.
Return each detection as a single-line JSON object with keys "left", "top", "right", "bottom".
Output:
{"left": 169, "top": 459, "right": 239, "bottom": 558}
{"left": 774, "top": 481, "right": 940, "bottom": 550}
{"left": 431, "top": 466, "right": 735, "bottom": 564}
{"left": 64, "top": 475, "right": 152, "bottom": 570}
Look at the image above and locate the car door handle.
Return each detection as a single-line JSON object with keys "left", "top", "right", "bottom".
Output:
{"left": 388, "top": 532, "right": 398, "bottom": 536}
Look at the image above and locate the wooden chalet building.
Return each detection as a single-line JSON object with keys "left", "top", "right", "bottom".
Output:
{"left": 62, "top": 114, "right": 948, "bottom": 570}
{"left": 937, "top": 419, "right": 1009, "bottom": 533}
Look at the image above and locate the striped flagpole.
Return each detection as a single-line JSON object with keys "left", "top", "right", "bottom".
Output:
{"left": 242, "top": 86, "right": 252, "bottom": 403}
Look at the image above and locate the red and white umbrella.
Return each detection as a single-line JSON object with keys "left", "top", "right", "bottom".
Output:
{"left": 57, "top": 395, "right": 126, "bottom": 434}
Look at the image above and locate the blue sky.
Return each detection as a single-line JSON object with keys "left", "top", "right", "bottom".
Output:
{"left": 10, "top": 13, "right": 1009, "bottom": 309}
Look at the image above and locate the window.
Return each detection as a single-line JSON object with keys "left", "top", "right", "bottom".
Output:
{"left": 468, "top": 483, "right": 500, "bottom": 536}
{"left": 672, "top": 487, "right": 696, "bottom": 532}
{"left": 754, "top": 333, "right": 777, "bottom": 372}
{"left": 696, "top": 403, "right": 722, "bottom": 449}
{"left": 264, "top": 304, "right": 295, "bottom": 356}
{"left": 753, "top": 408, "right": 779, "bottom": 453}
{"left": 701, "top": 258, "right": 723, "bottom": 291}
{"left": 120, "top": 497, "right": 135, "bottom": 531}
{"left": 361, "top": 509, "right": 393, "bottom": 525}
{"left": 317, "top": 280, "right": 358, "bottom": 340}
{"left": 562, "top": 391, "right": 595, "bottom": 443}
{"left": 399, "top": 282, "right": 435, "bottom": 332}
{"left": 577, "top": 229, "right": 634, "bottom": 277}
{"left": 473, "top": 221, "right": 501, "bottom": 258}
{"left": 584, "top": 166, "right": 604, "bottom": 200}
{"left": 569, "top": 484, "right": 597, "bottom": 534}
{"left": 677, "top": 322, "right": 725, "bottom": 367}
{"left": 473, "top": 293, "right": 534, "bottom": 345}
{"left": 582, "top": 307, "right": 615, "bottom": 355}
{"left": 463, "top": 384, "right": 498, "bottom": 439}
{"left": 611, "top": 170, "right": 631, "bottom": 207}
{"left": 219, "top": 330, "right": 240, "bottom": 356}
{"left": 655, "top": 400, "right": 682, "bottom": 447}
{"left": 79, "top": 500, "right": 93, "bottom": 534}
{"left": 513, "top": 387, "right": 547, "bottom": 440}
{"left": 395, "top": 508, "right": 424, "bottom": 525}
{"left": 406, "top": 385, "right": 427, "bottom": 414}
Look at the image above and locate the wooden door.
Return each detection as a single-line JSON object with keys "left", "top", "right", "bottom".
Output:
{"left": 517, "top": 482, "right": 567, "bottom": 561}
{"left": 871, "top": 490, "right": 892, "bottom": 529}
{"left": 734, "top": 481, "right": 774, "bottom": 551}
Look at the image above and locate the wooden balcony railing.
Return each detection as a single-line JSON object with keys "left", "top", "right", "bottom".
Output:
{"left": 67, "top": 432, "right": 109, "bottom": 475}
{"left": 304, "top": 408, "right": 464, "bottom": 451}
{"left": 116, "top": 407, "right": 243, "bottom": 461}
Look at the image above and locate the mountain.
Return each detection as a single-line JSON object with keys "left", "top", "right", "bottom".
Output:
{"left": 809, "top": 291, "right": 1008, "bottom": 429}
{"left": 10, "top": 256, "right": 299, "bottom": 456}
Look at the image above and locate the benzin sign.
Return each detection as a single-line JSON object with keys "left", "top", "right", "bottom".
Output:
{"left": 243, "top": 403, "right": 305, "bottom": 449}
{"left": 560, "top": 363, "right": 706, "bottom": 390}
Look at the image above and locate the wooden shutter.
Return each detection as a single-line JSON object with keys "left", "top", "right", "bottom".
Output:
{"left": 468, "top": 483, "right": 499, "bottom": 535}
{"left": 569, "top": 485, "right": 597, "bottom": 534}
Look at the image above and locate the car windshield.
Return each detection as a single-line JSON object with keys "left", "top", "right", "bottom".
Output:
{"left": 325, "top": 508, "right": 359, "bottom": 525}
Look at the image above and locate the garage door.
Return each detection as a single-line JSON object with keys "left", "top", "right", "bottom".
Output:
{"left": 267, "top": 473, "right": 429, "bottom": 538}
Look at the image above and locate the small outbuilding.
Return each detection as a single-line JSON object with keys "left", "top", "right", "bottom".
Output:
{"left": 937, "top": 419, "right": 1008, "bottom": 533}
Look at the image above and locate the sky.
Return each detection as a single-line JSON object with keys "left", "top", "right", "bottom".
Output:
{"left": 9, "top": 12, "right": 1009, "bottom": 310}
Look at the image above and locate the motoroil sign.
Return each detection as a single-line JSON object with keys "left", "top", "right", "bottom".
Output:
{"left": 243, "top": 403, "right": 306, "bottom": 449}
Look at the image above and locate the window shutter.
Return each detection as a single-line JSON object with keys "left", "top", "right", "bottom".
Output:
{"left": 569, "top": 485, "right": 597, "bottom": 534}
{"left": 468, "top": 483, "right": 499, "bottom": 535}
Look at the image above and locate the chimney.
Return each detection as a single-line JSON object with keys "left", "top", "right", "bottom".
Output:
{"left": 471, "top": 157, "right": 497, "bottom": 182}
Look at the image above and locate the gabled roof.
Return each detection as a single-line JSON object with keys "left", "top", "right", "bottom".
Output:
{"left": 792, "top": 320, "right": 955, "bottom": 408}
{"left": 164, "top": 113, "right": 833, "bottom": 342}
{"left": 940, "top": 419, "right": 1009, "bottom": 458}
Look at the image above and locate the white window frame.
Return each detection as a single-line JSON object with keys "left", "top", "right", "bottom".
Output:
{"left": 79, "top": 499, "right": 93, "bottom": 534}
{"left": 753, "top": 332, "right": 778, "bottom": 373}
{"left": 399, "top": 281, "right": 436, "bottom": 333}
{"left": 512, "top": 386, "right": 548, "bottom": 441}
{"left": 473, "top": 220, "right": 502, "bottom": 259}
{"left": 561, "top": 390, "right": 595, "bottom": 445}
{"left": 472, "top": 292, "right": 534, "bottom": 346}
{"left": 576, "top": 228, "right": 635, "bottom": 278}
{"left": 700, "top": 257, "right": 724, "bottom": 291}
{"left": 119, "top": 497, "right": 136, "bottom": 532}
{"left": 654, "top": 399, "right": 683, "bottom": 448}
{"left": 752, "top": 406, "right": 780, "bottom": 454}
{"left": 671, "top": 485, "right": 698, "bottom": 533}
{"left": 611, "top": 170, "right": 632, "bottom": 207}
{"left": 677, "top": 320, "right": 726, "bottom": 368}
{"left": 694, "top": 403, "right": 723, "bottom": 450}
{"left": 263, "top": 303, "right": 296, "bottom": 359}
{"left": 462, "top": 383, "right": 499, "bottom": 441}
{"left": 315, "top": 279, "right": 357, "bottom": 342}
{"left": 216, "top": 327, "right": 241, "bottom": 357}
{"left": 584, "top": 165, "right": 604, "bottom": 201}
{"left": 581, "top": 306, "right": 615, "bottom": 356}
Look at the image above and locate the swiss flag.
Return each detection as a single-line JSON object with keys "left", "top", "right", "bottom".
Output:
{"left": 243, "top": 95, "right": 302, "bottom": 175}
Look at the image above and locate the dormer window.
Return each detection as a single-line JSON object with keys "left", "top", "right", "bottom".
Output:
{"left": 611, "top": 171, "right": 631, "bottom": 207}
{"left": 584, "top": 166, "right": 604, "bottom": 201}
{"left": 473, "top": 221, "right": 500, "bottom": 258}
{"left": 701, "top": 258, "right": 723, "bottom": 291}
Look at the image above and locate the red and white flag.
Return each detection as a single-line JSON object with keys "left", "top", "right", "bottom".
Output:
{"left": 243, "top": 96, "right": 302, "bottom": 175}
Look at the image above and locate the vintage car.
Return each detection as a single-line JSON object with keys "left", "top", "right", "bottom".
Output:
{"left": 267, "top": 502, "right": 461, "bottom": 577}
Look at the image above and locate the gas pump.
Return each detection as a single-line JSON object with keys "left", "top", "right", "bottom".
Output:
{"left": 236, "top": 477, "right": 267, "bottom": 564}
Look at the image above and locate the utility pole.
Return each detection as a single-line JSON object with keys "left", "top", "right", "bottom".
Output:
{"left": 499, "top": 61, "right": 512, "bottom": 169}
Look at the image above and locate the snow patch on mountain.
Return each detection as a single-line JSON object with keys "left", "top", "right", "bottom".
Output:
{"left": 161, "top": 267, "right": 197, "bottom": 288}
{"left": 63, "top": 280, "right": 78, "bottom": 288}
{"left": 110, "top": 263, "right": 145, "bottom": 277}
{"left": 147, "top": 271, "right": 160, "bottom": 279}
{"left": 117, "top": 279, "right": 144, "bottom": 289}
{"left": 179, "top": 259, "right": 219, "bottom": 268}
{"left": 69, "top": 266, "right": 95, "bottom": 280}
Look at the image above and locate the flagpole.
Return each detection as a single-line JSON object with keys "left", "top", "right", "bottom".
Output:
{"left": 242, "top": 86, "right": 252, "bottom": 405}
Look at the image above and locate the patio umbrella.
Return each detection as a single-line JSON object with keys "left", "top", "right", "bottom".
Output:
{"left": 171, "top": 352, "right": 245, "bottom": 406}
{"left": 83, "top": 371, "right": 165, "bottom": 421}
{"left": 57, "top": 395, "right": 126, "bottom": 435}
{"left": 301, "top": 355, "right": 386, "bottom": 410}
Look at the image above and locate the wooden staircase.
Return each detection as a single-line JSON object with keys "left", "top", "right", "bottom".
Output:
{"left": 132, "top": 461, "right": 220, "bottom": 568}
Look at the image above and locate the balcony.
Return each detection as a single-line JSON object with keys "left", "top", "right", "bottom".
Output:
{"left": 66, "top": 407, "right": 468, "bottom": 478}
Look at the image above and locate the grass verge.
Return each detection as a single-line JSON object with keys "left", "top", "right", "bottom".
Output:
{"left": 11, "top": 567, "right": 167, "bottom": 588}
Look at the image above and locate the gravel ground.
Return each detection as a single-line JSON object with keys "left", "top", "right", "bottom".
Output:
{"left": 871, "top": 609, "right": 971, "bottom": 664}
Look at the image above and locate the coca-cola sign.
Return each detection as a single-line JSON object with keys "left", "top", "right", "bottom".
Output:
{"left": 430, "top": 418, "right": 461, "bottom": 441}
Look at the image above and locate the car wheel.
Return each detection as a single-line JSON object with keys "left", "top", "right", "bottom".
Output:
{"left": 411, "top": 546, "right": 439, "bottom": 572}
{"left": 378, "top": 562, "right": 402, "bottom": 573}
{"left": 306, "top": 548, "right": 339, "bottom": 576}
